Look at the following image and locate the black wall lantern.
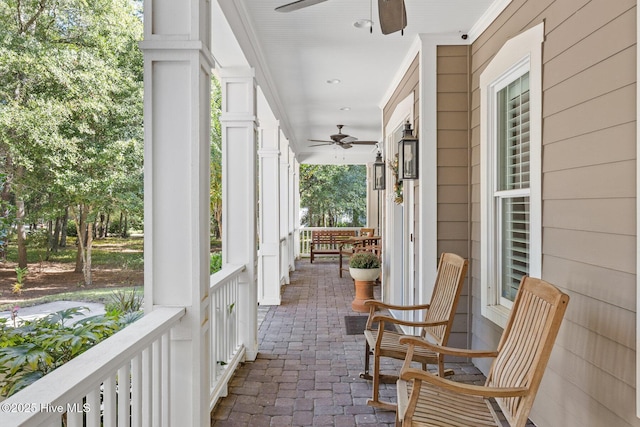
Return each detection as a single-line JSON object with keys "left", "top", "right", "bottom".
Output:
{"left": 373, "top": 152, "right": 386, "bottom": 190}
{"left": 398, "top": 121, "right": 418, "bottom": 180}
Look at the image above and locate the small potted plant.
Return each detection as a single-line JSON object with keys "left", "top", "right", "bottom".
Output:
{"left": 349, "top": 251, "right": 381, "bottom": 281}
{"left": 349, "top": 252, "right": 381, "bottom": 312}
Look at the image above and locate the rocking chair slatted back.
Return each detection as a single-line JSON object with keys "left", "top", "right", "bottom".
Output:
{"left": 421, "top": 253, "right": 468, "bottom": 344}
{"left": 395, "top": 276, "right": 569, "bottom": 427}
{"left": 488, "top": 277, "right": 569, "bottom": 426}
{"left": 362, "top": 252, "right": 468, "bottom": 411}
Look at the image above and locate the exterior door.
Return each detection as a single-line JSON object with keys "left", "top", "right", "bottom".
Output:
{"left": 383, "top": 94, "right": 416, "bottom": 330}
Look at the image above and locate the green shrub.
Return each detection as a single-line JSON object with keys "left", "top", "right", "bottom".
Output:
{"left": 349, "top": 252, "right": 381, "bottom": 269}
{"left": 65, "top": 219, "right": 78, "bottom": 237}
{"left": 0, "top": 307, "right": 141, "bottom": 397}
{"left": 104, "top": 288, "right": 143, "bottom": 314}
{"left": 26, "top": 228, "right": 50, "bottom": 248}
{"left": 210, "top": 252, "right": 222, "bottom": 274}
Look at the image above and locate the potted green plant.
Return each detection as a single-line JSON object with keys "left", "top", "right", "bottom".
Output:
{"left": 349, "top": 252, "right": 381, "bottom": 312}
{"left": 349, "top": 252, "right": 381, "bottom": 283}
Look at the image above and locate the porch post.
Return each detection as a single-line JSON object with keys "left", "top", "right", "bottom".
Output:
{"left": 279, "top": 137, "right": 291, "bottom": 285}
{"left": 365, "top": 164, "right": 382, "bottom": 234}
{"left": 293, "top": 158, "right": 301, "bottom": 261}
{"left": 140, "top": 0, "right": 213, "bottom": 425}
{"left": 219, "top": 67, "right": 259, "bottom": 360}
{"left": 288, "top": 149, "right": 296, "bottom": 270}
{"left": 258, "top": 119, "right": 282, "bottom": 305}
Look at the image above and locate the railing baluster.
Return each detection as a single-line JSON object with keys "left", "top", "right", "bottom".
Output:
{"left": 161, "top": 332, "right": 170, "bottom": 427}
{"left": 131, "top": 353, "right": 142, "bottom": 427}
{"left": 86, "top": 387, "right": 101, "bottom": 427}
{"left": 210, "top": 293, "right": 218, "bottom": 385}
{"left": 141, "top": 347, "right": 152, "bottom": 427}
{"left": 103, "top": 374, "right": 117, "bottom": 427}
{"left": 66, "top": 398, "right": 83, "bottom": 427}
{"left": 152, "top": 339, "right": 161, "bottom": 427}
{"left": 118, "top": 363, "right": 132, "bottom": 427}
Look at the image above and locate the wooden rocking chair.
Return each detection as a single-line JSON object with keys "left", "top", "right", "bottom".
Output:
{"left": 361, "top": 252, "right": 468, "bottom": 410}
{"left": 396, "top": 276, "right": 570, "bottom": 427}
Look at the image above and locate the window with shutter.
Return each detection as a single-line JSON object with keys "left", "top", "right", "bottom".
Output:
{"left": 480, "top": 23, "right": 543, "bottom": 327}
{"left": 497, "top": 74, "right": 530, "bottom": 305}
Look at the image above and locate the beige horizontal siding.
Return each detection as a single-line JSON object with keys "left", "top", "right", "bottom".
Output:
{"left": 468, "top": 0, "right": 638, "bottom": 426}
{"left": 436, "top": 45, "right": 470, "bottom": 346}
{"left": 544, "top": 255, "right": 635, "bottom": 311}
{"left": 544, "top": 198, "right": 636, "bottom": 236}
{"left": 543, "top": 122, "right": 636, "bottom": 171}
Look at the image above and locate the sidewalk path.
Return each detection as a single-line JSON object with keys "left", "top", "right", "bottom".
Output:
{"left": 0, "top": 301, "right": 105, "bottom": 325}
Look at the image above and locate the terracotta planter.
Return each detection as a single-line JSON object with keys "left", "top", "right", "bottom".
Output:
{"left": 349, "top": 267, "right": 381, "bottom": 312}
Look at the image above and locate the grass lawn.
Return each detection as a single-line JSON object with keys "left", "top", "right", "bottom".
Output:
{"left": 0, "top": 236, "right": 144, "bottom": 311}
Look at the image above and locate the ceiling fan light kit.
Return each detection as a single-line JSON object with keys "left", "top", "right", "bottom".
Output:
{"left": 353, "top": 19, "right": 374, "bottom": 29}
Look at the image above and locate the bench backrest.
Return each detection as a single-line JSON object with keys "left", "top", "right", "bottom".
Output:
{"left": 311, "top": 230, "right": 356, "bottom": 248}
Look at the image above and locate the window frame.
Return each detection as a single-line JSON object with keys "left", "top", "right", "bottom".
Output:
{"left": 480, "top": 23, "right": 544, "bottom": 328}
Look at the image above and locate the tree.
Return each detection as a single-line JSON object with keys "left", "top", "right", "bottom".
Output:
{"left": 0, "top": 0, "right": 144, "bottom": 283}
{"left": 299, "top": 164, "right": 367, "bottom": 227}
{"left": 210, "top": 77, "right": 223, "bottom": 239}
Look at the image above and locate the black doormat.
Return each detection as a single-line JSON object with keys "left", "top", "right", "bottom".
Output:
{"left": 344, "top": 315, "right": 397, "bottom": 335}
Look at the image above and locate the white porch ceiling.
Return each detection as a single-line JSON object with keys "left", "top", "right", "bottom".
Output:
{"left": 214, "top": 0, "right": 498, "bottom": 164}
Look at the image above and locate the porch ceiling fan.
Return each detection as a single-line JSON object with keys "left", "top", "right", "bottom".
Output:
{"left": 309, "top": 125, "right": 378, "bottom": 149}
{"left": 275, "top": 0, "right": 407, "bottom": 35}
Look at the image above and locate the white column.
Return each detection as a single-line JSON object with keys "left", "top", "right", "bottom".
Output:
{"left": 292, "top": 158, "right": 301, "bottom": 261}
{"left": 365, "top": 164, "right": 382, "bottom": 233}
{"left": 258, "top": 120, "right": 282, "bottom": 305}
{"left": 279, "top": 136, "right": 291, "bottom": 285}
{"left": 140, "top": 0, "right": 212, "bottom": 425}
{"left": 417, "top": 35, "right": 441, "bottom": 303}
{"left": 220, "top": 67, "right": 259, "bottom": 360}
{"left": 288, "top": 149, "right": 296, "bottom": 270}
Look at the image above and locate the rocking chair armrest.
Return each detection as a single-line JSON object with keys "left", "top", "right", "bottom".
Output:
{"left": 368, "top": 314, "right": 448, "bottom": 330}
{"left": 399, "top": 336, "right": 499, "bottom": 359}
{"left": 398, "top": 369, "right": 529, "bottom": 399}
{"left": 363, "top": 300, "right": 431, "bottom": 312}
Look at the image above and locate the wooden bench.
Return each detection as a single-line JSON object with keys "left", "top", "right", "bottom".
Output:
{"left": 310, "top": 230, "right": 356, "bottom": 263}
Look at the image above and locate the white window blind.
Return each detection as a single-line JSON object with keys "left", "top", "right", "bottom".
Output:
{"left": 497, "top": 73, "right": 530, "bottom": 303}
{"left": 480, "top": 22, "right": 543, "bottom": 327}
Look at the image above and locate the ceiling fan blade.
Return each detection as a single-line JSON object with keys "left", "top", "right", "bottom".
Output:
{"left": 308, "top": 139, "right": 334, "bottom": 143}
{"left": 340, "top": 136, "right": 357, "bottom": 143}
{"left": 310, "top": 143, "right": 332, "bottom": 147}
{"left": 275, "top": 0, "right": 328, "bottom": 12}
{"left": 350, "top": 140, "right": 378, "bottom": 145}
{"left": 379, "top": 0, "right": 407, "bottom": 35}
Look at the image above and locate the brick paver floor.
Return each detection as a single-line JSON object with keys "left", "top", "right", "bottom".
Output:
{"left": 210, "top": 258, "right": 519, "bottom": 427}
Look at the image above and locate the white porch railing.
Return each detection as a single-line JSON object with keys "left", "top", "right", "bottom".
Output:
{"left": 0, "top": 306, "right": 185, "bottom": 427}
{"left": 298, "top": 226, "right": 363, "bottom": 257}
{"left": 209, "top": 264, "right": 246, "bottom": 410}
{"left": 0, "top": 264, "right": 250, "bottom": 426}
